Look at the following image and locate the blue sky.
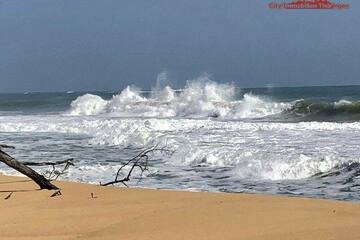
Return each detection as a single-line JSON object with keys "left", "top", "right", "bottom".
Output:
{"left": 0, "top": 0, "right": 359, "bottom": 92}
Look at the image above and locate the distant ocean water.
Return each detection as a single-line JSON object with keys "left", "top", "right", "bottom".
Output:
{"left": 1, "top": 80, "right": 360, "bottom": 201}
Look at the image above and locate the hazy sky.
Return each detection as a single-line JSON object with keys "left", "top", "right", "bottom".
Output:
{"left": 0, "top": 0, "right": 359, "bottom": 92}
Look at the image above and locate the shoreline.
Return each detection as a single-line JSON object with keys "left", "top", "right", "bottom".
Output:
{"left": 1, "top": 172, "right": 354, "bottom": 202}
{"left": 0, "top": 174, "right": 359, "bottom": 240}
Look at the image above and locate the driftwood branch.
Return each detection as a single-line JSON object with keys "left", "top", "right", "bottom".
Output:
{"left": 22, "top": 159, "right": 74, "bottom": 166}
{"left": 100, "top": 145, "right": 173, "bottom": 187}
{"left": 0, "top": 146, "right": 59, "bottom": 190}
{"left": 0, "top": 144, "right": 15, "bottom": 149}
{"left": 23, "top": 159, "right": 74, "bottom": 180}
{"left": 0, "top": 145, "right": 74, "bottom": 190}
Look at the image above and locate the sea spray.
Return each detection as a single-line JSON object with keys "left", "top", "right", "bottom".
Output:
{"left": 68, "top": 79, "right": 288, "bottom": 119}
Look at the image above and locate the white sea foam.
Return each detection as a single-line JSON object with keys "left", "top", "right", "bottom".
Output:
{"left": 70, "top": 94, "right": 108, "bottom": 115}
{"left": 2, "top": 79, "right": 360, "bottom": 184}
{"left": 1, "top": 114, "right": 360, "bottom": 181}
{"left": 334, "top": 99, "right": 353, "bottom": 107}
{"left": 68, "top": 79, "right": 290, "bottom": 119}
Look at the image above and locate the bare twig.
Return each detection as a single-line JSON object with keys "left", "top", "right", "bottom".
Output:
{"left": 22, "top": 159, "right": 74, "bottom": 167}
{"left": 0, "top": 147, "right": 59, "bottom": 190}
{"left": 100, "top": 145, "right": 173, "bottom": 187}
{"left": 23, "top": 159, "right": 75, "bottom": 181}
{"left": 50, "top": 190, "right": 62, "bottom": 197}
{"left": 0, "top": 144, "right": 75, "bottom": 190}
{"left": 4, "top": 192, "right": 13, "bottom": 200}
{"left": 0, "top": 144, "right": 15, "bottom": 149}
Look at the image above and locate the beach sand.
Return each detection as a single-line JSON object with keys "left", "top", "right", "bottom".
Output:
{"left": 0, "top": 174, "right": 359, "bottom": 240}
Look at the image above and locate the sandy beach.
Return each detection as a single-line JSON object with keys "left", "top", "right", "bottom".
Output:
{"left": 0, "top": 174, "right": 358, "bottom": 240}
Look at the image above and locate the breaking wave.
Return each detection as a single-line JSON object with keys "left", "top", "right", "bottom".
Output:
{"left": 67, "top": 80, "right": 360, "bottom": 123}
{"left": 68, "top": 80, "right": 289, "bottom": 119}
{"left": 282, "top": 99, "right": 360, "bottom": 122}
{"left": 313, "top": 161, "right": 360, "bottom": 180}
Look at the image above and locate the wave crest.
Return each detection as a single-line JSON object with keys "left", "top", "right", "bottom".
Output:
{"left": 70, "top": 94, "right": 108, "bottom": 115}
{"left": 68, "top": 80, "right": 287, "bottom": 119}
{"left": 283, "top": 99, "right": 360, "bottom": 121}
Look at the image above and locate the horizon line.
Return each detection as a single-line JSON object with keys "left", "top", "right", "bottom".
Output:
{"left": 1, "top": 83, "right": 360, "bottom": 94}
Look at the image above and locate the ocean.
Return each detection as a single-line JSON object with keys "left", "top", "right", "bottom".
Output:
{"left": 1, "top": 80, "right": 360, "bottom": 201}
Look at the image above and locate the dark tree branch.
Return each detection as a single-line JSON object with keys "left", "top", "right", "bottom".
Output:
{"left": 0, "top": 148, "right": 59, "bottom": 190}
{"left": 100, "top": 145, "right": 173, "bottom": 187}
{"left": 22, "top": 159, "right": 74, "bottom": 166}
{"left": 0, "top": 144, "right": 15, "bottom": 149}
{"left": 23, "top": 159, "right": 74, "bottom": 180}
{"left": 0, "top": 144, "right": 75, "bottom": 190}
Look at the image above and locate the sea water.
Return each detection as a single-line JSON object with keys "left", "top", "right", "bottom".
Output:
{"left": 1, "top": 78, "right": 360, "bottom": 201}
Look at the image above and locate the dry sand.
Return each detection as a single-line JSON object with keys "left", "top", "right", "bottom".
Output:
{"left": 0, "top": 174, "right": 359, "bottom": 240}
